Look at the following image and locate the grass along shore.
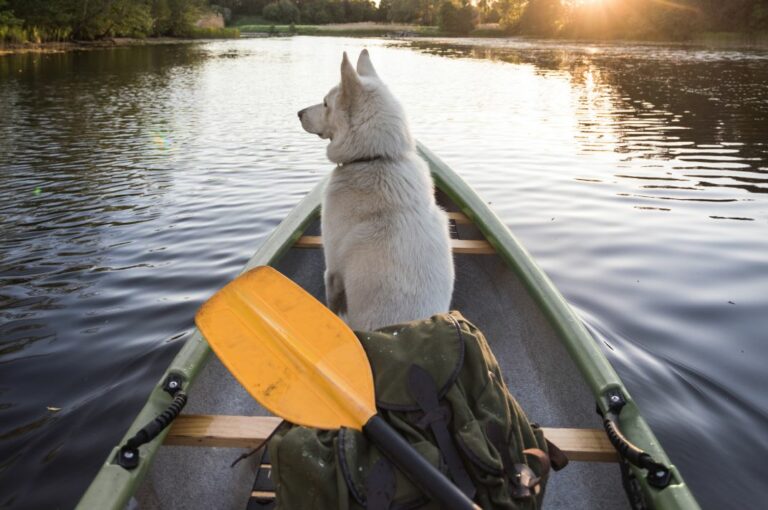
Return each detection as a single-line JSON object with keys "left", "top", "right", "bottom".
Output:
{"left": 236, "top": 21, "right": 768, "bottom": 47}
{"left": 236, "top": 21, "right": 436, "bottom": 37}
{"left": 237, "top": 21, "right": 494, "bottom": 38}
{"left": 3, "top": 22, "right": 766, "bottom": 56}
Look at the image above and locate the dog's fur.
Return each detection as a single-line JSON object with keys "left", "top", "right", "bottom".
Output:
{"left": 298, "top": 50, "right": 454, "bottom": 331}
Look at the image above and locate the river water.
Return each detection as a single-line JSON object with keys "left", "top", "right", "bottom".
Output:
{"left": 0, "top": 36, "right": 766, "bottom": 509}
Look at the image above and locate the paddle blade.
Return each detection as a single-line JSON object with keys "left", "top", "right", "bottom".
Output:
{"left": 195, "top": 266, "right": 376, "bottom": 430}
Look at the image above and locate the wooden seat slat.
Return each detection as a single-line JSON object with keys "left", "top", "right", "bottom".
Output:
{"left": 165, "top": 415, "right": 618, "bottom": 463}
{"left": 447, "top": 211, "right": 473, "bottom": 224}
{"left": 294, "top": 236, "right": 495, "bottom": 255}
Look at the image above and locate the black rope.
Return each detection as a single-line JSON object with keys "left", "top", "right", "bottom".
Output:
{"left": 117, "top": 391, "right": 188, "bottom": 470}
{"left": 230, "top": 419, "right": 287, "bottom": 468}
{"left": 598, "top": 390, "right": 672, "bottom": 490}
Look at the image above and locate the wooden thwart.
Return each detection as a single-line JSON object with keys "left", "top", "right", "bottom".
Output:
{"left": 165, "top": 414, "right": 282, "bottom": 448}
{"left": 165, "top": 415, "right": 618, "bottom": 463}
{"left": 447, "top": 211, "right": 473, "bottom": 224}
{"left": 294, "top": 236, "right": 495, "bottom": 255}
{"left": 293, "top": 211, "right": 492, "bottom": 254}
{"left": 543, "top": 427, "right": 619, "bottom": 463}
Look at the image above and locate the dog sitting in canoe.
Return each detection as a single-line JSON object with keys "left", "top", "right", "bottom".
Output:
{"left": 298, "top": 50, "right": 454, "bottom": 331}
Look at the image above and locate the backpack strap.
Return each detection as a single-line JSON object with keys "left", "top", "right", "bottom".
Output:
{"left": 544, "top": 438, "right": 569, "bottom": 471}
{"left": 486, "top": 422, "right": 549, "bottom": 499}
{"left": 366, "top": 458, "right": 396, "bottom": 510}
{"left": 408, "top": 364, "right": 477, "bottom": 499}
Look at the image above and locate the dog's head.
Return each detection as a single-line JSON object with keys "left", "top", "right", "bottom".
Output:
{"left": 298, "top": 50, "right": 413, "bottom": 164}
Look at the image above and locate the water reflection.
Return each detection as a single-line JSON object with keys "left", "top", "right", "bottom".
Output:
{"left": 406, "top": 39, "right": 768, "bottom": 219}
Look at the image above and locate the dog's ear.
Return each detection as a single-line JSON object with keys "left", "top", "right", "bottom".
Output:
{"left": 356, "top": 49, "right": 378, "bottom": 79}
{"left": 340, "top": 52, "right": 361, "bottom": 100}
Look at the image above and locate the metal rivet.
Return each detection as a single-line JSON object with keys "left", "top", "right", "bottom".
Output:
{"left": 610, "top": 395, "right": 620, "bottom": 402}
{"left": 168, "top": 380, "right": 178, "bottom": 388}
{"left": 656, "top": 470, "right": 666, "bottom": 478}
{"left": 123, "top": 451, "right": 135, "bottom": 459}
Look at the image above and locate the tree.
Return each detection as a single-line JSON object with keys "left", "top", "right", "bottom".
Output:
{"left": 495, "top": 0, "right": 525, "bottom": 29}
{"left": 518, "top": 0, "right": 562, "bottom": 35}
{"left": 438, "top": 0, "right": 475, "bottom": 34}
{"left": 151, "top": 0, "right": 206, "bottom": 37}
{"left": 377, "top": 0, "right": 392, "bottom": 21}
{"left": 388, "top": 0, "right": 421, "bottom": 22}
{"left": 105, "top": 0, "right": 154, "bottom": 38}
{"left": 262, "top": 0, "right": 300, "bottom": 23}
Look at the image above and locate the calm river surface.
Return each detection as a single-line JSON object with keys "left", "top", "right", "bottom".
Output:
{"left": 1, "top": 36, "right": 766, "bottom": 509}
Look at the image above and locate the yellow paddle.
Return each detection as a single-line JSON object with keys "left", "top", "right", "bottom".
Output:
{"left": 196, "top": 266, "right": 479, "bottom": 510}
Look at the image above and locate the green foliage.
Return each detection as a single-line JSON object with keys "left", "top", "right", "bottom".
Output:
{"left": 752, "top": 2, "right": 768, "bottom": 29}
{"left": 389, "top": 0, "right": 422, "bottom": 23}
{"left": 510, "top": 0, "right": 768, "bottom": 39}
{"left": 189, "top": 25, "right": 240, "bottom": 37}
{"left": 257, "top": 0, "right": 377, "bottom": 25}
{"left": 152, "top": 0, "right": 207, "bottom": 37}
{"left": 3, "top": 0, "right": 767, "bottom": 43}
{"left": 236, "top": 0, "right": 271, "bottom": 16}
{"left": 103, "top": 0, "right": 154, "bottom": 38}
{"left": 438, "top": 0, "right": 475, "bottom": 34}
{"left": 492, "top": 0, "right": 524, "bottom": 30}
{"left": 0, "top": 0, "right": 19, "bottom": 26}
{"left": 341, "top": 0, "right": 378, "bottom": 22}
{"left": 0, "top": 0, "right": 223, "bottom": 42}
{"left": 517, "top": 0, "right": 560, "bottom": 35}
{"left": 262, "top": 0, "right": 300, "bottom": 23}
{"left": 230, "top": 14, "right": 267, "bottom": 25}
{"left": 299, "top": 0, "right": 342, "bottom": 24}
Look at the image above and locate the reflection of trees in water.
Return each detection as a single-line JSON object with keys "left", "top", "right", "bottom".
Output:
{"left": 407, "top": 40, "right": 768, "bottom": 204}
{"left": 1, "top": 45, "right": 209, "bottom": 206}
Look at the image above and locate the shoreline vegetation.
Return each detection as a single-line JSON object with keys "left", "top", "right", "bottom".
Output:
{"left": 234, "top": 21, "right": 768, "bottom": 47}
{"left": 2, "top": 0, "right": 768, "bottom": 56}
{"left": 0, "top": 0, "right": 239, "bottom": 54}
{"left": 3, "top": 24, "right": 767, "bottom": 57}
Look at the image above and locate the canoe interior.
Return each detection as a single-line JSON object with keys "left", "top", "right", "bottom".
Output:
{"left": 134, "top": 191, "right": 628, "bottom": 509}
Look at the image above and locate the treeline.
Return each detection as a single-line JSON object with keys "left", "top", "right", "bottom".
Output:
{"left": 499, "top": 0, "right": 768, "bottom": 38}
{"left": 3, "top": 0, "right": 766, "bottom": 43}
{"left": 252, "top": 0, "right": 378, "bottom": 24}
{"left": 0, "top": 0, "right": 237, "bottom": 44}
{"left": 220, "top": 0, "right": 768, "bottom": 37}
{"left": 221, "top": 0, "right": 477, "bottom": 32}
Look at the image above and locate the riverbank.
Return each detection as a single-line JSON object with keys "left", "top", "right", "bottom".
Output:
{"left": 238, "top": 22, "right": 768, "bottom": 48}
{"left": 0, "top": 33, "right": 243, "bottom": 56}
{"left": 3, "top": 24, "right": 767, "bottom": 56}
{"left": 238, "top": 21, "right": 440, "bottom": 38}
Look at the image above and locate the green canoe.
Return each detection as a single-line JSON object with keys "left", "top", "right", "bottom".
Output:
{"left": 77, "top": 143, "right": 700, "bottom": 510}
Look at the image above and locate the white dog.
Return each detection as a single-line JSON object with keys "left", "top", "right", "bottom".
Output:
{"left": 298, "top": 49, "right": 454, "bottom": 331}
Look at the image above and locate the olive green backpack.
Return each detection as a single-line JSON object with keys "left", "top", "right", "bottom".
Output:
{"left": 268, "top": 312, "right": 566, "bottom": 509}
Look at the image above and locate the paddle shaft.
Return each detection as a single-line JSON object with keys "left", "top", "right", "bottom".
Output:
{"left": 364, "top": 415, "right": 480, "bottom": 510}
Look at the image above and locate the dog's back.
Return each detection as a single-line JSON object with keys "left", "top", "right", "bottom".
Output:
{"left": 322, "top": 152, "right": 454, "bottom": 330}
{"left": 299, "top": 50, "right": 454, "bottom": 331}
